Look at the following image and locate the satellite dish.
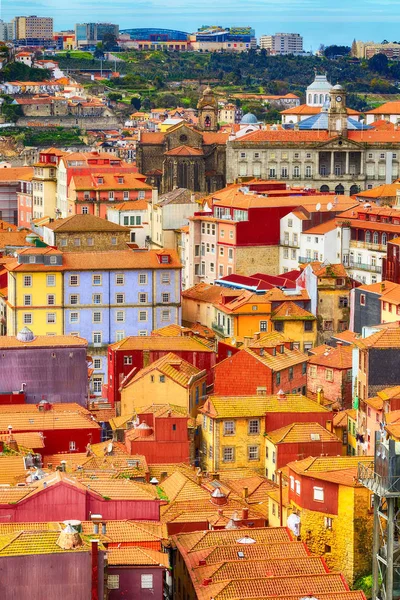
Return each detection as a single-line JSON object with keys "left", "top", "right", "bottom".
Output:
{"left": 316, "top": 203, "right": 321, "bottom": 211}
{"left": 327, "top": 202, "right": 333, "bottom": 211}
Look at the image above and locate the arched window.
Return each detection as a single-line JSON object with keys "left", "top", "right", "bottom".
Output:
{"left": 365, "top": 231, "right": 371, "bottom": 243}
{"left": 373, "top": 231, "right": 379, "bottom": 245}
{"left": 335, "top": 184, "right": 345, "bottom": 195}
{"left": 319, "top": 94, "right": 324, "bottom": 104}
{"left": 350, "top": 184, "right": 360, "bottom": 195}
{"left": 308, "top": 94, "right": 312, "bottom": 104}
{"left": 325, "top": 94, "right": 329, "bottom": 102}
{"left": 305, "top": 165, "right": 312, "bottom": 178}
{"left": 382, "top": 233, "right": 387, "bottom": 246}
{"left": 293, "top": 166, "right": 300, "bottom": 177}
{"left": 320, "top": 185, "right": 330, "bottom": 192}
{"left": 314, "top": 94, "right": 318, "bottom": 104}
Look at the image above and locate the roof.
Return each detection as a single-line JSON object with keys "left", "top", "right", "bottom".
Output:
{"left": 355, "top": 327, "right": 400, "bottom": 349}
{"left": 0, "top": 456, "right": 29, "bottom": 484}
{"left": 107, "top": 546, "right": 169, "bottom": 567}
{"left": 367, "top": 101, "right": 400, "bottom": 115}
{"left": 123, "top": 352, "right": 205, "bottom": 390}
{"left": 201, "top": 394, "right": 329, "bottom": 419}
{"left": 281, "top": 104, "right": 359, "bottom": 116}
{"left": 0, "top": 231, "right": 37, "bottom": 250}
{"left": 0, "top": 410, "right": 100, "bottom": 432}
{"left": 355, "top": 281, "right": 398, "bottom": 295}
{"left": 271, "top": 301, "right": 315, "bottom": 321}
{"left": 308, "top": 344, "right": 352, "bottom": 368}
{"left": 333, "top": 409, "right": 357, "bottom": 428}
{"left": 356, "top": 183, "right": 400, "bottom": 199}
{"left": 0, "top": 531, "right": 96, "bottom": 557}
{"left": 108, "top": 200, "right": 149, "bottom": 212}
{"left": 287, "top": 456, "right": 372, "bottom": 487}
{"left": 164, "top": 145, "right": 204, "bottom": 156}
{"left": 0, "top": 167, "right": 34, "bottom": 182}
{"left": 0, "top": 431, "right": 45, "bottom": 449}
{"left": 221, "top": 346, "right": 307, "bottom": 373}
{"left": 174, "top": 527, "right": 291, "bottom": 553}
{"left": 157, "top": 188, "right": 203, "bottom": 207}
{"left": 44, "top": 214, "right": 130, "bottom": 233}
{"left": 302, "top": 218, "right": 337, "bottom": 235}
{"left": 0, "top": 333, "right": 87, "bottom": 349}
{"left": 70, "top": 172, "right": 151, "bottom": 192}
{"left": 265, "top": 422, "right": 340, "bottom": 445}
{"left": 182, "top": 283, "right": 241, "bottom": 304}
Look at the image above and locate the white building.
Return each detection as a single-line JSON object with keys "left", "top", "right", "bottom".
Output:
{"left": 155, "top": 188, "right": 202, "bottom": 250}
{"left": 279, "top": 210, "right": 306, "bottom": 273}
{"left": 106, "top": 200, "right": 152, "bottom": 247}
{"left": 299, "top": 219, "right": 341, "bottom": 266}
{"left": 260, "top": 33, "right": 303, "bottom": 55}
{"left": 365, "top": 102, "right": 400, "bottom": 125}
{"left": 306, "top": 73, "right": 332, "bottom": 107}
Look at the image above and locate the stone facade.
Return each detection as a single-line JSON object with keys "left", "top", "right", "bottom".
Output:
{"left": 235, "top": 245, "right": 280, "bottom": 277}
{"left": 50, "top": 229, "right": 131, "bottom": 252}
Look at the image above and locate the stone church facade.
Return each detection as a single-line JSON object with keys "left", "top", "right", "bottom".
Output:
{"left": 136, "top": 87, "right": 228, "bottom": 193}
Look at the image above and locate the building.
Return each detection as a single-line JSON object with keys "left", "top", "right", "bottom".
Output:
{"left": 12, "top": 15, "right": 53, "bottom": 45}
{"left": 226, "top": 84, "right": 400, "bottom": 196}
{"left": 106, "top": 334, "right": 215, "bottom": 406}
{"left": 17, "top": 175, "right": 33, "bottom": 229}
{"left": 353, "top": 40, "right": 400, "bottom": 60}
{"left": 281, "top": 104, "right": 360, "bottom": 126}
{"left": 213, "top": 333, "right": 308, "bottom": 397}
{"left": 260, "top": 33, "right": 303, "bottom": 55}
{"left": 200, "top": 392, "right": 331, "bottom": 474}
{"left": 136, "top": 88, "right": 228, "bottom": 194}
{"left": 382, "top": 236, "right": 400, "bottom": 284}
{"left": 333, "top": 409, "right": 356, "bottom": 455}
{"left": 107, "top": 200, "right": 152, "bottom": 247}
{"left": 189, "top": 25, "right": 256, "bottom": 52}
{"left": 299, "top": 219, "right": 339, "bottom": 265}
{"left": 182, "top": 283, "right": 241, "bottom": 329}
{"left": 307, "top": 343, "right": 353, "bottom": 409}
{"left": 0, "top": 20, "right": 13, "bottom": 41}
{"left": 31, "top": 148, "right": 66, "bottom": 222}
{"left": 42, "top": 214, "right": 131, "bottom": 252}
{"left": 120, "top": 353, "right": 207, "bottom": 417}
{"left": 0, "top": 167, "right": 34, "bottom": 225}
{"left": 350, "top": 280, "right": 400, "bottom": 333}
{"left": 287, "top": 455, "right": 373, "bottom": 584}
{"left": 75, "top": 22, "right": 119, "bottom": 47}
{"left": 366, "top": 101, "right": 400, "bottom": 125}
{"left": 218, "top": 102, "right": 243, "bottom": 124}
{"left": 306, "top": 73, "right": 333, "bottom": 107}
{"left": 6, "top": 247, "right": 181, "bottom": 390}
{"left": 0, "top": 327, "right": 88, "bottom": 405}
{"left": 155, "top": 188, "right": 203, "bottom": 250}
{"left": 265, "top": 422, "right": 342, "bottom": 480}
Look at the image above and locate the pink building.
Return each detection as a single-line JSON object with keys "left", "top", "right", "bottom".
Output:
{"left": 17, "top": 177, "right": 33, "bottom": 228}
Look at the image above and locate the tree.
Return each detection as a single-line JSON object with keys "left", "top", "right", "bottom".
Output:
{"left": 130, "top": 96, "right": 141, "bottom": 110}
{"left": 108, "top": 92, "right": 122, "bottom": 102}
{"left": 142, "top": 97, "right": 151, "bottom": 111}
{"left": 351, "top": 39, "right": 357, "bottom": 57}
{"left": 323, "top": 45, "right": 351, "bottom": 59}
{"left": 154, "top": 75, "right": 164, "bottom": 89}
{"left": 102, "top": 33, "right": 117, "bottom": 51}
{"left": 94, "top": 45, "right": 105, "bottom": 60}
{"left": 368, "top": 52, "right": 389, "bottom": 73}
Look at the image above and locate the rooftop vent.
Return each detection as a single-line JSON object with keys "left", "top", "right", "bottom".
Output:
{"left": 236, "top": 536, "right": 256, "bottom": 544}
{"left": 16, "top": 327, "right": 36, "bottom": 343}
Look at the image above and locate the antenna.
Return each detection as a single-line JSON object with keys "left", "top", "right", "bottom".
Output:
{"left": 316, "top": 203, "right": 321, "bottom": 211}
{"left": 327, "top": 202, "right": 333, "bottom": 211}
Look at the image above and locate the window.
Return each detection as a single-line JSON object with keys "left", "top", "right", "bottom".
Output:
{"left": 161, "top": 309, "right": 170, "bottom": 321}
{"left": 69, "top": 275, "right": 79, "bottom": 286}
{"left": 159, "top": 375, "right": 165, "bottom": 383}
{"left": 304, "top": 321, "right": 313, "bottom": 331}
{"left": 115, "top": 274, "right": 124, "bottom": 285}
{"left": 93, "top": 294, "right": 101, "bottom": 304}
{"left": 139, "top": 311, "right": 147, "bottom": 321}
{"left": 93, "top": 274, "right": 102, "bottom": 286}
{"left": 249, "top": 419, "right": 260, "bottom": 434}
{"left": 47, "top": 294, "right": 55, "bottom": 305}
{"left": 323, "top": 320, "right": 333, "bottom": 331}
{"left": 276, "top": 372, "right": 281, "bottom": 385}
{"left": 325, "top": 368, "right": 334, "bottom": 382}
{"left": 313, "top": 486, "right": 324, "bottom": 501}
{"left": 93, "top": 332, "right": 102, "bottom": 344}
{"left": 74, "top": 238, "right": 81, "bottom": 247}
{"left": 295, "top": 480, "right": 301, "bottom": 495}
{"left": 360, "top": 294, "right": 366, "bottom": 306}
{"left": 223, "top": 421, "right": 235, "bottom": 435}
{"left": 107, "top": 575, "right": 119, "bottom": 590}
{"left": 141, "top": 573, "right": 154, "bottom": 590}
{"left": 50, "top": 256, "right": 57, "bottom": 265}
{"left": 93, "top": 311, "right": 102, "bottom": 323}
{"left": 69, "top": 441, "right": 76, "bottom": 451}
{"left": 111, "top": 237, "right": 117, "bottom": 246}
{"left": 116, "top": 310, "right": 125, "bottom": 322}
{"left": 23, "top": 313, "right": 32, "bottom": 324}
{"left": 93, "top": 377, "right": 102, "bottom": 393}
{"left": 82, "top": 207, "right": 89, "bottom": 215}
{"left": 260, "top": 321, "right": 267, "bottom": 332}
{"left": 162, "top": 293, "right": 170, "bottom": 303}
{"left": 325, "top": 517, "right": 333, "bottom": 529}
{"left": 116, "top": 293, "right": 125, "bottom": 304}
{"left": 274, "top": 322, "right": 284, "bottom": 332}
{"left": 248, "top": 446, "right": 259, "bottom": 461}
{"left": 70, "top": 312, "right": 79, "bottom": 323}
{"left": 223, "top": 447, "right": 235, "bottom": 462}
{"left": 94, "top": 358, "right": 101, "bottom": 369}
{"left": 23, "top": 295, "right": 32, "bottom": 306}
{"left": 28, "top": 255, "right": 36, "bottom": 264}
{"left": 124, "top": 355, "right": 133, "bottom": 365}
{"left": 138, "top": 293, "right": 147, "bottom": 303}
{"left": 23, "top": 275, "right": 32, "bottom": 287}
{"left": 289, "top": 367, "right": 294, "bottom": 380}
{"left": 70, "top": 294, "right": 78, "bottom": 305}
{"left": 117, "top": 330, "right": 126, "bottom": 341}
{"left": 161, "top": 273, "right": 170, "bottom": 284}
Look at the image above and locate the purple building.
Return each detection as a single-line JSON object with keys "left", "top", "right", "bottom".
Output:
{"left": 0, "top": 327, "right": 89, "bottom": 405}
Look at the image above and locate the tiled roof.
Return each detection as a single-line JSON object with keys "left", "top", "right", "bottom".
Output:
{"left": 0, "top": 231, "right": 36, "bottom": 250}
{"left": 281, "top": 104, "right": 359, "bottom": 115}
{"left": 164, "top": 145, "right": 204, "bottom": 156}
{"left": 248, "top": 332, "right": 294, "bottom": 349}
{"left": 355, "top": 328, "right": 400, "bottom": 349}
{"left": 236, "top": 129, "right": 333, "bottom": 143}
{"left": 221, "top": 476, "right": 276, "bottom": 503}
{"left": 356, "top": 183, "right": 400, "bottom": 199}
{"left": 288, "top": 456, "right": 372, "bottom": 486}
{"left": 107, "top": 546, "right": 169, "bottom": 566}
{"left": 333, "top": 409, "right": 356, "bottom": 428}
{"left": 232, "top": 346, "right": 307, "bottom": 372}
{"left": 70, "top": 172, "right": 151, "bottom": 192}
{"left": 0, "top": 334, "right": 87, "bottom": 349}
{"left": 0, "top": 456, "right": 28, "bottom": 484}
{"left": 0, "top": 410, "right": 100, "bottom": 432}
{"left": 385, "top": 423, "right": 400, "bottom": 440}
{"left": 201, "top": 541, "right": 308, "bottom": 564}
{"left": 308, "top": 344, "right": 352, "bottom": 368}
{"left": 271, "top": 301, "right": 315, "bottom": 321}
{"left": 110, "top": 335, "right": 213, "bottom": 352}
{"left": 108, "top": 200, "right": 149, "bottom": 211}
{"left": 266, "top": 422, "right": 340, "bottom": 445}
{"left": 182, "top": 283, "right": 241, "bottom": 304}
{"left": 367, "top": 101, "right": 400, "bottom": 115}
{"left": 378, "top": 385, "right": 400, "bottom": 401}
{"left": 0, "top": 531, "right": 95, "bottom": 557}
{"left": 124, "top": 352, "right": 205, "bottom": 390}
{"left": 159, "top": 471, "right": 210, "bottom": 502}
{"left": 379, "top": 285, "right": 400, "bottom": 305}
{"left": 311, "top": 263, "right": 349, "bottom": 278}
{"left": 0, "top": 167, "right": 34, "bottom": 182}
{"left": 174, "top": 527, "right": 291, "bottom": 553}
{"left": 44, "top": 214, "right": 130, "bottom": 232}
{"left": 0, "top": 403, "right": 87, "bottom": 414}
{"left": 365, "top": 396, "right": 384, "bottom": 411}
{"left": 201, "top": 394, "right": 329, "bottom": 418}
{"left": 157, "top": 188, "right": 203, "bottom": 207}
{"left": 0, "top": 431, "right": 44, "bottom": 449}
{"left": 302, "top": 218, "right": 337, "bottom": 235}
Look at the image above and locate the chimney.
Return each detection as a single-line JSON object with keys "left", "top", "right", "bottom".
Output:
{"left": 242, "top": 507, "right": 249, "bottom": 520}
{"left": 381, "top": 282, "right": 386, "bottom": 293}
{"left": 199, "top": 559, "right": 206, "bottom": 566}
{"left": 243, "top": 486, "right": 249, "bottom": 499}
{"left": 160, "top": 471, "right": 168, "bottom": 482}
{"left": 254, "top": 332, "right": 261, "bottom": 341}
{"left": 203, "top": 578, "right": 213, "bottom": 587}
{"left": 218, "top": 509, "right": 224, "bottom": 516}
{"left": 243, "top": 336, "right": 252, "bottom": 348}
{"left": 91, "top": 514, "right": 102, "bottom": 535}
{"left": 60, "top": 460, "right": 66, "bottom": 472}
{"left": 317, "top": 387, "right": 324, "bottom": 406}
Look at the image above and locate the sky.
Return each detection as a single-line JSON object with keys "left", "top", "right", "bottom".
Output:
{"left": 1, "top": 0, "right": 400, "bottom": 50}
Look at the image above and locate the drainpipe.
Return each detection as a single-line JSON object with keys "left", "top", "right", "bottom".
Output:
{"left": 91, "top": 539, "right": 99, "bottom": 600}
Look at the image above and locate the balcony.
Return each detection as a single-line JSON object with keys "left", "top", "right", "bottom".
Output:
{"left": 350, "top": 240, "right": 387, "bottom": 252}
{"left": 358, "top": 461, "right": 400, "bottom": 497}
{"left": 349, "top": 261, "right": 382, "bottom": 273}
{"left": 281, "top": 240, "right": 300, "bottom": 248}
{"left": 212, "top": 322, "right": 227, "bottom": 336}
{"left": 299, "top": 256, "right": 315, "bottom": 264}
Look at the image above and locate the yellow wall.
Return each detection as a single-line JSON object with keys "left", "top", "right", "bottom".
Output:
{"left": 348, "top": 415, "right": 357, "bottom": 455}
{"left": 274, "top": 319, "right": 317, "bottom": 351}
{"left": 7, "top": 271, "right": 63, "bottom": 336}
{"left": 381, "top": 300, "right": 399, "bottom": 324}
{"left": 201, "top": 414, "right": 265, "bottom": 474}
{"left": 265, "top": 439, "right": 278, "bottom": 481}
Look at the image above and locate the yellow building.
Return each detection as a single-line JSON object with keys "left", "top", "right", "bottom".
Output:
{"left": 333, "top": 409, "right": 356, "bottom": 456}
{"left": 32, "top": 156, "right": 61, "bottom": 221}
{"left": 199, "top": 393, "right": 330, "bottom": 475}
{"left": 266, "top": 485, "right": 292, "bottom": 528}
{"left": 270, "top": 301, "right": 317, "bottom": 352}
{"left": 6, "top": 248, "right": 64, "bottom": 336}
{"left": 120, "top": 352, "right": 207, "bottom": 417}
{"left": 380, "top": 283, "right": 400, "bottom": 323}
{"left": 287, "top": 456, "right": 373, "bottom": 585}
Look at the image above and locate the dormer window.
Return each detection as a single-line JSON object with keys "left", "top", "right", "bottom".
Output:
{"left": 159, "top": 254, "right": 170, "bottom": 264}
{"left": 29, "top": 256, "right": 36, "bottom": 264}
{"left": 118, "top": 177, "right": 124, "bottom": 184}
{"left": 97, "top": 177, "right": 103, "bottom": 184}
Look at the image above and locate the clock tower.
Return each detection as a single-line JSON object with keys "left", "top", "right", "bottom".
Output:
{"left": 328, "top": 84, "right": 348, "bottom": 137}
{"left": 197, "top": 85, "right": 218, "bottom": 132}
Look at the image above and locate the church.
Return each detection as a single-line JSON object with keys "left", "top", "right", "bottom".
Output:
{"left": 136, "top": 87, "right": 229, "bottom": 193}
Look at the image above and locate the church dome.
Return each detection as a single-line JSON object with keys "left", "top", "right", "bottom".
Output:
{"left": 240, "top": 113, "right": 258, "bottom": 124}
{"left": 16, "top": 327, "right": 36, "bottom": 343}
{"left": 197, "top": 85, "right": 218, "bottom": 109}
{"left": 332, "top": 83, "right": 344, "bottom": 91}
{"left": 307, "top": 73, "right": 332, "bottom": 91}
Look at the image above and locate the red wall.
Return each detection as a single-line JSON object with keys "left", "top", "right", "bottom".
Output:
{"left": 108, "top": 566, "right": 164, "bottom": 600}
{"left": 307, "top": 365, "right": 352, "bottom": 410}
{"left": 236, "top": 206, "right": 296, "bottom": 246}
{"left": 0, "top": 392, "right": 25, "bottom": 405}
{"left": 12, "top": 427, "right": 101, "bottom": 455}
{"left": 276, "top": 440, "right": 343, "bottom": 470}
{"left": 266, "top": 411, "right": 332, "bottom": 432}
{"left": 108, "top": 346, "right": 215, "bottom": 405}
{"left": 216, "top": 341, "right": 241, "bottom": 363}
{"left": 126, "top": 416, "right": 190, "bottom": 463}
{"left": 288, "top": 470, "right": 339, "bottom": 515}
{"left": 0, "top": 481, "right": 161, "bottom": 522}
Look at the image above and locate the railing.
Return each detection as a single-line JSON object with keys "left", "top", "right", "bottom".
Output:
{"left": 350, "top": 241, "right": 387, "bottom": 252}
{"left": 299, "top": 256, "right": 315, "bottom": 264}
{"left": 212, "top": 322, "right": 226, "bottom": 336}
{"left": 281, "top": 240, "right": 300, "bottom": 248}
{"left": 349, "top": 261, "right": 382, "bottom": 273}
{"left": 358, "top": 461, "right": 400, "bottom": 496}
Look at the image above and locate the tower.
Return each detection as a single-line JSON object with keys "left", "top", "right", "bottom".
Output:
{"left": 328, "top": 84, "right": 348, "bottom": 136}
{"left": 197, "top": 85, "right": 218, "bottom": 132}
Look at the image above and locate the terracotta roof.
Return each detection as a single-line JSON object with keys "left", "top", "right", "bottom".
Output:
{"left": 164, "top": 145, "right": 204, "bottom": 156}
{"left": 201, "top": 394, "right": 329, "bottom": 419}
{"left": 378, "top": 385, "right": 400, "bottom": 402}
{"left": 288, "top": 456, "right": 372, "bottom": 486}
{"left": 78, "top": 478, "right": 158, "bottom": 500}
{"left": 0, "top": 411, "right": 100, "bottom": 432}
{"left": 183, "top": 283, "right": 241, "bottom": 304}
{"left": 281, "top": 105, "right": 359, "bottom": 115}
{"left": 248, "top": 332, "right": 295, "bottom": 349}
{"left": 227, "top": 346, "right": 307, "bottom": 372}
{"left": 302, "top": 218, "right": 337, "bottom": 235}
{"left": 365, "top": 396, "right": 384, "bottom": 411}
{"left": 108, "top": 200, "right": 149, "bottom": 211}
{"left": 0, "top": 231, "right": 37, "bottom": 250}
{"left": 174, "top": 527, "right": 291, "bottom": 553}
{"left": 379, "top": 285, "right": 400, "bottom": 305}
{"left": 0, "top": 334, "right": 87, "bottom": 349}
{"left": 160, "top": 471, "right": 210, "bottom": 502}
{"left": 367, "top": 101, "right": 400, "bottom": 115}
{"left": 0, "top": 456, "right": 28, "bottom": 484}
{"left": 308, "top": 344, "right": 352, "bottom": 368}
{"left": 70, "top": 172, "right": 151, "bottom": 192}
{"left": 222, "top": 476, "right": 276, "bottom": 503}
{"left": 266, "top": 422, "right": 340, "bottom": 445}
{"left": 271, "top": 301, "right": 315, "bottom": 321}
{"left": 110, "top": 335, "right": 213, "bottom": 352}
{"left": 0, "top": 531, "right": 96, "bottom": 557}
{"left": 356, "top": 280, "right": 398, "bottom": 295}
{"left": 0, "top": 167, "right": 33, "bottom": 182}
{"left": 355, "top": 327, "right": 400, "bottom": 349}
{"left": 107, "top": 546, "right": 169, "bottom": 566}
{"left": 123, "top": 352, "right": 205, "bottom": 390}
{"left": 0, "top": 403, "right": 87, "bottom": 414}
{"left": 356, "top": 183, "right": 400, "bottom": 199}
{"left": 44, "top": 214, "right": 130, "bottom": 233}
{"left": 0, "top": 432, "right": 45, "bottom": 449}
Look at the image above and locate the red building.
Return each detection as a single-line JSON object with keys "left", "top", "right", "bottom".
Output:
{"left": 106, "top": 336, "right": 216, "bottom": 406}
{"left": 123, "top": 405, "right": 193, "bottom": 464}
{"left": 214, "top": 335, "right": 308, "bottom": 397}
{"left": 17, "top": 176, "right": 33, "bottom": 228}
{"left": 0, "top": 404, "right": 101, "bottom": 455}
{"left": 382, "top": 238, "right": 400, "bottom": 283}
{"left": 307, "top": 343, "right": 353, "bottom": 410}
{"left": 0, "top": 472, "right": 161, "bottom": 522}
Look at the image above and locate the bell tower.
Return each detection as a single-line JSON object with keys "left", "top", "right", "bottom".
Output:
{"left": 328, "top": 84, "right": 348, "bottom": 137}
{"left": 197, "top": 85, "right": 218, "bottom": 132}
